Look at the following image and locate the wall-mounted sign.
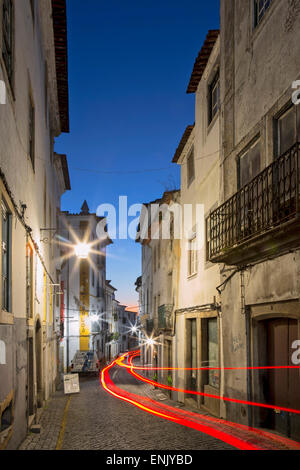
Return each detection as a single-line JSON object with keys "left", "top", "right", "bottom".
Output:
{"left": 63, "top": 373, "right": 80, "bottom": 394}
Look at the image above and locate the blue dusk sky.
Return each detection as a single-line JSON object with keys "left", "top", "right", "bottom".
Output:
{"left": 55, "top": 0, "right": 220, "bottom": 307}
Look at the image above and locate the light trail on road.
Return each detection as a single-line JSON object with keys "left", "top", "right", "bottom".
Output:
{"left": 124, "top": 352, "right": 300, "bottom": 416}
{"left": 100, "top": 354, "right": 262, "bottom": 450}
{"left": 100, "top": 351, "right": 300, "bottom": 450}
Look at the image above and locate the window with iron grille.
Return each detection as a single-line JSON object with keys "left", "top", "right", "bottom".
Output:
{"left": 187, "top": 147, "right": 195, "bottom": 187}
{"left": 2, "top": 0, "right": 13, "bottom": 85}
{"left": 208, "top": 71, "right": 220, "bottom": 124}
{"left": 29, "top": 94, "right": 35, "bottom": 169}
{"left": 254, "top": 0, "right": 272, "bottom": 28}
{"left": 2, "top": 201, "right": 12, "bottom": 312}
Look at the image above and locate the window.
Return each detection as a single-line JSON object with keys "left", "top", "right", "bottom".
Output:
{"left": 205, "top": 217, "right": 211, "bottom": 262}
{"left": 157, "top": 241, "right": 160, "bottom": 270}
{"left": 2, "top": 201, "right": 12, "bottom": 312}
{"left": 188, "top": 318, "right": 197, "bottom": 393}
{"left": 188, "top": 236, "right": 198, "bottom": 277}
{"left": 208, "top": 71, "right": 220, "bottom": 124}
{"left": 254, "top": 0, "right": 272, "bottom": 28}
{"left": 153, "top": 246, "right": 156, "bottom": 272}
{"left": 29, "top": 94, "right": 35, "bottom": 169}
{"left": 26, "top": 244, "right": 33, "bottom": 318}
{"left": 207, "top": 318, "right": 219, "bottom": 388}
{"left": 238, "top": 138, "right": 261, "bottom": 189}
{"left": 30, "top": 0, "right": 35, "bottom": 21}
{"left": 2, "top": 0, "right": 13, "bottom": 85}
{"left": 187, "top": 147, "right": 195, "bottom": 187}
{"left": 275, "top": 106, "right": 299, "bottom": 157}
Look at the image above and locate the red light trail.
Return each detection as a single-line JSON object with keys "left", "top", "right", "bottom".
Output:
{"left": 100, "top": 350, "right": 300, "bottom": 451}
{"left": 124, "top": 352, "right": 300, "bottom": 416}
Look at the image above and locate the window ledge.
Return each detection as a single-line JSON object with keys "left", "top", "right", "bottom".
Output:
{"left": 0, "top": 311, "right": 14, "bottom": 325}
{"left": 187, "top": 273, "right": 198, "bottom": 281}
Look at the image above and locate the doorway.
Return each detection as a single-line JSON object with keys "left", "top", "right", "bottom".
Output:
{"left": 35, "top": 319, "right": 43, "bottom": 408}
{"left": 257, "top": 318, "right": 300, "bottom": 440}
{"left": 28, "top": 337, "right": 34, "bottom": 416}
{"left": 186, "top": 318, "right": 197, "bottom": 402}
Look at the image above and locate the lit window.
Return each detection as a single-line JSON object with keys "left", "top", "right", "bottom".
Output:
{"left": 209, "top": 72, "right": 220, "bottom": 124}
{"left": 188, "top": 236, "right": 198, "bottom": 277}
{"left": 2, "top": 201, "right": 12, "bottom": 312}
{"left": 254, "top": 0, "right": 272, "bottom": 28}
{"left": 2, "top": 0, "right": 13, "bottom": 84}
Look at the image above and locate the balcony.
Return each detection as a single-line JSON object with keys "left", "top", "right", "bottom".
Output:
{"left": 158, "top": 304, "right": 173, "bottom": 331}
{"left": 208, "top": 143, "right": 300, "bottom": 265}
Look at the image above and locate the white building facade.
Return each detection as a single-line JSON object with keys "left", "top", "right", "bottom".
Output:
{"left": 60, "top": 202, "right": 110, "bottom": 370}
{"left": 0, "top": 0, "right": 70, "bottom": 449}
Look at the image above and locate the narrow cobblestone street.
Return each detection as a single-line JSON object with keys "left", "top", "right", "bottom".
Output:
{"left": 19, "top": 360, "right": 300, "bottom": 451}
{"left": 20, "top": 366, "right": 233, "bottom": 451}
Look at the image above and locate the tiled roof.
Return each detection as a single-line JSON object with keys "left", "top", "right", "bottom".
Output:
{"left": 52, "top": 0, "right": 69, "bottom": 133}
{"left": 172, "top": 125, "right": 195, "bottom": 163}
{"left": 58, "top": 154, "right": 71, "bottom": 190}
{"left": 186, "top": 30, "right": 220, "bottom": 94}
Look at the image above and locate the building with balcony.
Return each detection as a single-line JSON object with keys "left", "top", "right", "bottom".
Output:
{"left": 171, "top": 30, "right": 222, "bottom": 416}
{"left": 136, "top": 190, "right": 180, "bottom": 380}
{"left": 205, "top": 0, "right": 300, "bottom": 440}
{"left": 0, "top": 0, "right": 70, "bottom": 449}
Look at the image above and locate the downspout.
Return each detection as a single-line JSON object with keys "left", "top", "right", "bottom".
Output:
{"left": 218, "top": 309, "right": 226, "bottom": 419}
{"left": 245, "top": 305, "right": 253, "bottom": 427}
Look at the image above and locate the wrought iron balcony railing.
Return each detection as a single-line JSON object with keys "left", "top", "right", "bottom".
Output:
{"left": 158, "top": 304, "right": 173, "bottom": 330}
{"left": 207, "top": 142, "right": 300, "bottom": 264}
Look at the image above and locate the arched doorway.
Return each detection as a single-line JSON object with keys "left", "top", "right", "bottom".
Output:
{"left": 35, "top": 319, "right": 43, "bottom": 408}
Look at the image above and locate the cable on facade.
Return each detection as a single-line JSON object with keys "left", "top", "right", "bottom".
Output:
{"left": 0, "top": 167, "right": 56, "bottom": 285}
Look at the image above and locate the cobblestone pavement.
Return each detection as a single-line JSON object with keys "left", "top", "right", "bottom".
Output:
{"left": 19, "top": 366, "right": 232, "bottom": 450}
{"left": 19, "top": 392, "right": 68, "bottom": 450}
{"left": 19, "top": 363, "right": 300, "bottom": 451}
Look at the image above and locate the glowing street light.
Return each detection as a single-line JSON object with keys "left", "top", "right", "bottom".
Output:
{"left": 74, "top": 242, "right": 90, "bottom": 259}
{"left": 130, "top": 325, "right": 138, "bottom": 334}
{"left": 146, "top": 338, "right": 155, "bottom": 347}
{"left": 90, "top": 314, "right": 99, "bottom": 323}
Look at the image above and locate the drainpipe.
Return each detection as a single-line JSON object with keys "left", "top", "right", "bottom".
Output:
{"left": 66, "top": 230, "right": 70, "bottom": 372}
{"left": 218, "top": 309, "right": 226, "bottom": 419}
{"left": 245, "top": 305, "right": 253, "bottom": 427}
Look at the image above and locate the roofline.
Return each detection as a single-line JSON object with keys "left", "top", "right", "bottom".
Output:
{"left": 186, "top": 29, "right": 220, "bottom": 94}
{"left": 59, "top": 154, "right": 71, "bottom": 190}
{"left": 52, "top": 0, "right": 69, "bottom": 133}
{"left": 172, "top": 125, "right": 195, "bottom": 163}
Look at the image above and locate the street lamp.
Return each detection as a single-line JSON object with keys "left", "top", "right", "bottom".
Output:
{"left": 74, "top": 242, "right": 90, "bottom": 259}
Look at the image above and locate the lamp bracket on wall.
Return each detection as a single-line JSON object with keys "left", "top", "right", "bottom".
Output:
{"left": 40, "top": 228, "right": 57, "bottom": 244}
